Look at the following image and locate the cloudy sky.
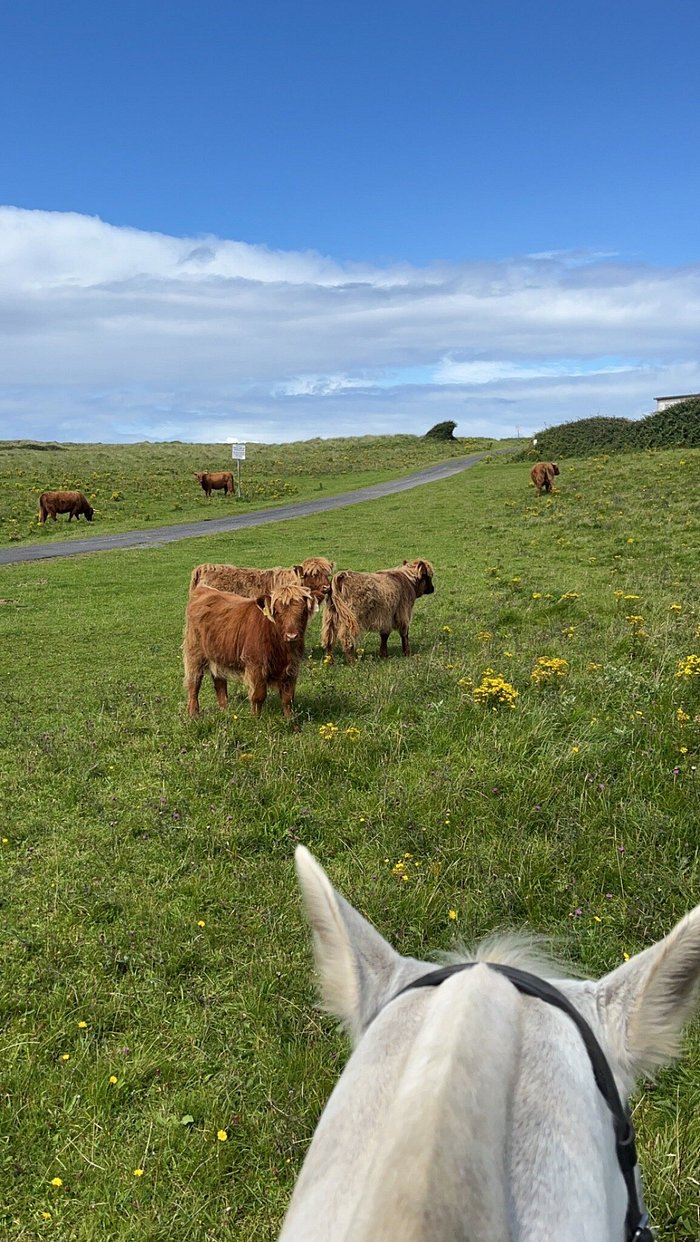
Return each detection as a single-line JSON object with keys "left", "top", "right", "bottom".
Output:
{"left": 2, "top": 1, "right": 700, "bottom": 444}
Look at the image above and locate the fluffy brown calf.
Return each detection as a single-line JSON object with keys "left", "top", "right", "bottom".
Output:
{"left": 321, "top": 558, "right": 435, "bottom": 663}
{"left": 189, "top": 557, "right": 334, "bottom": 605}
{"left": 183, "top": 582, "right": 313, "bottom": 723}
{"left": 195, "top": 470, "right": 234, "bottom": 496}
{"left": 530, "top": 461, "right": 560, "bottom": 495}
{"left": 38, "top": 490, "right": 94, "bottom": 523}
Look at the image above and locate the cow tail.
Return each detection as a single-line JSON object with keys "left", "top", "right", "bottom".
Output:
{"left": 39, "top": 495, "right": 47, "bottom": 523}
{"left": 325, "top": 574, "right": 361, "bottom": 645}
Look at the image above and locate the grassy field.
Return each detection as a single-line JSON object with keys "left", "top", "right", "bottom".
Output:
{"left": 0, "top": 435, "right": 499, "bottom": 547}
{"left": 1, "top": 446, "right": 699, "bottom": 1240}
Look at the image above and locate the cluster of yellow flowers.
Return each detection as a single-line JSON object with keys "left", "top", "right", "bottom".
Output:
{"left": 530, "top": 656, "right": 570, "bottom": 685}
{"left": 472, "top": 669, "right": 519, "bottom": 709}
{"left": 676, "top": 655, "right": 700, "bottom": 679}
{"left": 318, "top": 723, "right": 362, "bottom": 742}
{"left": 559, "top": 591, "right": 580, "bottom": 602}
{"left": 387, "top": 852, "right": 422, "bottom": 882}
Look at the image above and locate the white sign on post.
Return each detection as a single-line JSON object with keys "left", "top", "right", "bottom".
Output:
{"left": 231, "top": 442, "right": 246, "bottom": 460}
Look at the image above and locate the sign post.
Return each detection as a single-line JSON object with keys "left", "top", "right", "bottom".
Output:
{"left": 231, "top": 441, "right": 246, "bottom": 498}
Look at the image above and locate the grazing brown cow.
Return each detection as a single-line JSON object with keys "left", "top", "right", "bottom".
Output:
{"left": 38, "top": 490, "right": 94, "bottom": 523}
{"left": 530, "top": 461, "right": 560, "bottom": 496}
{"left": 183, "top": 581, "right": 313, "bottom": 724}
{"left": 321, "top": 558, "right": 435, "bottom": 664}
{"left": 189, "top": 557, "right": 334, "bottom": 607}
{"left": 195, "top": 470, "right": 234, "bottom": 497}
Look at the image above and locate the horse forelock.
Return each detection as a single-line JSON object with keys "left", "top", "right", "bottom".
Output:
{"left": 440, "top": 932, "right": 580, "bottom": 982}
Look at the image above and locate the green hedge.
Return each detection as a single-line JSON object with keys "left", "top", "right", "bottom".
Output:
{"left": 534, "top": 397, "right": 700, "bottom": 458}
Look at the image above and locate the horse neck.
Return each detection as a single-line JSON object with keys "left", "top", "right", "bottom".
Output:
{"left": 281, "top": 968, "right": 627, "bottom": 1242}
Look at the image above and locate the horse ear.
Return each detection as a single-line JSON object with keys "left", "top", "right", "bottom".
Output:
{"left": 294, "top": 846, "right": 403, "bottom": 1043}
{"left": 598, "top": 904, "right": 700, "bottom": 1080}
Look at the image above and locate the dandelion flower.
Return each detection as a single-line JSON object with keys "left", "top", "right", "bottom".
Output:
{"left": 593, "top": 916, "right": 602, "bottom": 923}
{"left": 441, "top": 625, "right": 452, "bottom": 634}
{"left": 41, "top": 1211, "right": 52, "bottom": 1220}
{"left": 197, "top": 919, "right": 206, "bottom": 928}
{"left": 133, "top": 1168, "right": 144, "bottom": 1177}
{"left": 109, "top": 1075, "right": 118, "bottom": 1085}
{"left": 670, "top": 603, "right": 682, "bottom": 613}
{"left": 571, "top": 745, "right": 580, "bottom": 754}
{"left": 50, "top": 1178, "right": 63, "bottom": 1188}
{"left": 217, "top": 1129, "right": 228, "bottom": 1142}
{"left": 448, "top": 910, "right": 458, "bottom": 921}
{"left": 1, "top": 837, "right": 8, "bottom": 845}
{"left": 623, "top": 952, "right": 630, "bottom": 962}
{"left": 60, "top": 1054, "right": 70, "bottom": 1062}
{"left": 77, "top": 1021, "right": 88, "bottom": 1029}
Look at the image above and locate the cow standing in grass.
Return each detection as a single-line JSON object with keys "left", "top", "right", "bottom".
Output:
{"left": 530, "top": 462, "right": 559, "bottom": 495}
{"left": 321, "top": 559, "right": 435, "bottom": 664}
{"left": 189, "top": 557, "right": 334, "bottom": 607}
{"left": 38, "top": 490, "right": 94, "bottom": 523}
{"left": 183, "top": 581, "right": 313, "bottom": 724}
{"left": 195, "top": 471, "right": 234, "bottom": 497}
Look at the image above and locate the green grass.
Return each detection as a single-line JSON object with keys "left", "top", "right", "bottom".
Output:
{"left": 1, "top": 448, "right": 699, "bottom": 1240}
{"left": 0, "top": 435, "right": 499, "bottom": 547}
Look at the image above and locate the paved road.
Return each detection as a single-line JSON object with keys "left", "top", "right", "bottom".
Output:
{"left": 0, "top": 451, "right": 494, "bottom": 565}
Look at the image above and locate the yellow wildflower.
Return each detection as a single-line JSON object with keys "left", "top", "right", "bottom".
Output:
{"left": 319, "top": 722, "right": 339, "bottom": 740}
{"left": 197, "top": 919, "right": 205, "bottom": 927}
{"left": 441, "top": 625, "right": 452, "bottom": 634}
{"left": 50, "top": 1178, "right": 63, "bottom": 1188}
{"left": 670, "top": 603, "right": 682, "bottom": 613}
{"left": 217, "top": 1129, "right": 228, "bottom": 1142}
{"left": 448, "top": 910, "right": 458, "bottom": 920}
{"left": 77, "top": 1021, "right": 88, "bottom": 1029}
{"left": 109, "top": 1075, "right": 118, "bottom": 1085}
{"left": 133, "top": 1168, "right": 144, "bottom": 1177}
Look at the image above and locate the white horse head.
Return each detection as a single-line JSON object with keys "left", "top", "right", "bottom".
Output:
{"left": 279, "top": 847, "right": 700, "bottom": 1242}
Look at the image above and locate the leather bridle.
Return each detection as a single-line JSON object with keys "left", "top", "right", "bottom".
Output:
{"left": 387, "top": 961, "right": 653, "bottom": 1242}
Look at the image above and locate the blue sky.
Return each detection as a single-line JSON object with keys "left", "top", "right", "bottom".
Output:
{"left": 2, "top": 0, "right": 700, "bottom": 443}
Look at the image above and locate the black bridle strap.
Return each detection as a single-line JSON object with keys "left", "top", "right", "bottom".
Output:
{"left": 390, "top": 961, "right": 653, "bottom": 1242}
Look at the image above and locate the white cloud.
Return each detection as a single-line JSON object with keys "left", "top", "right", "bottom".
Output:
{"left": 1, "top": 206, "right": 699, "bottom": 442}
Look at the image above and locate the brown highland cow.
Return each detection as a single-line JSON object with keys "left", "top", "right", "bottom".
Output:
{"left": 38, "top": 490, "right": 94, "bottom": 523}
{"left": 321, "top": 558, "right": 435, "bottom": 664}
{"left": 195, "top": 471, "right": 234, "bottom": 497}
{"left": 530, "top": 461, "right": 560, "bottom": 496}
{"left": 189, "top": 557, "right": 334, "bottom": 607}
{"left": 183, "top": 581, "right": 313, "bottom": 724}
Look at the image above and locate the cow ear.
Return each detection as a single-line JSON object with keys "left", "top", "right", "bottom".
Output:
{"left": 293, "top": 564, "right": 304, "bottom": 577}
{"left": 256, "top": 594, "right": 274, "bottom": 617}
{"left": 295, "top": 846, "right": 406, "bottom": 1043}
{"left": 403, "top": 559, "right": 409, "bottom": 565}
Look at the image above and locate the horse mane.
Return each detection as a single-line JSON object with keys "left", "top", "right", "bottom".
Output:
{"left": 439, "top": 932, "right": 581, "bottom": 981}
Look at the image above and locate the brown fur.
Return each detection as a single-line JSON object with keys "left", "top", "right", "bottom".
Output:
{"left": 183, "top": 581, "right": 313, "bottom": 724}
{"left": 321, "top": 558, "right": 435, "bottom": 663}
{"left": 530, "top": 462, "right": 560, "bottom": 496}
{"left": 189, "top": 557, "right": 334, "bottom": 606}
{"left": 38, "top": 490, "right": 94, "bottom": 523}
{"left": 195, "top": 470, "right": 234, "bottom": 497}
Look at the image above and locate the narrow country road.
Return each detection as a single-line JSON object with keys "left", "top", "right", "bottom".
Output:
{"left": 0, "top": 451, "right": 495, "bottom": 565}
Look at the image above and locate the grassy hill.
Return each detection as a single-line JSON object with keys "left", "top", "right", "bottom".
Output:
{"left": 1, "top": 447, "right": 699, "bottom": 1239}
{"left": 0, "top": 435, "right": 498, "bottom": 547}
{"left": 533, "top": 396, "right": 700, "bottom": 459}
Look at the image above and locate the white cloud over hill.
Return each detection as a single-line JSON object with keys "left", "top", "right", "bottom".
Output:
{"left": 1, "top": 206, "right": 699, "bottom": 443}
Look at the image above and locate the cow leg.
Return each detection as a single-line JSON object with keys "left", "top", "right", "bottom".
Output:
{"left": 186, "top": 671, "right": 205, "bottom": 719}
{"left": 323, "top": 645, "right": 335, "bottom": 665}
{"left": 212, "top": 676, "right": 228, "bottom": 711}
{"left": 248, "top": 678, "right": 268, "bottom": 716}
{"left": 279, "top": 681, "right": 300, "bottom": 730}
{"left": 400, "top": 627, "right": 411, "bottom": 657}
{"left": 342, "top": 642, "right": 356, "bottom": 665}
{"left": 379, "top": 632, "right": 390, "bottom": 658}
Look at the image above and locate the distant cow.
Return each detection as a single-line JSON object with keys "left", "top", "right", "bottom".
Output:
{"left": 38, "top": 490, "right": 94, "bottom": 523}
{"left": 530, "top": 461, "right": 560, "bottom": 495}
{"left": 183, "top": 581, "right": 314, "bottom": 724}
{"left": 189, "top": 557, "right": 334, "bottom": 607}
{"left": 195, "top": 471, "right": 234, "bottom": 497}
{"left": 321, "top": 558, "right": 435, "bottom": 663}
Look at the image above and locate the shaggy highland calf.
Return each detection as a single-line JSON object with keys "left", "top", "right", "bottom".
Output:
{"left": 189, "top": 557, "right": 334, "bottom": 606}
{"left": 321, "top": 559, "right": 435, "bottom": 664}
{"left": 530, "top": 461, "right": 560, "bottom": 496}
{"left": 194, "top": 470, "right": 234, "bottom": 497}
{"left": 183, "top": 581, "right": 313, "bottom": 724}
{"left": 38, "top": 490, "right": 94, "bottom": 523}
